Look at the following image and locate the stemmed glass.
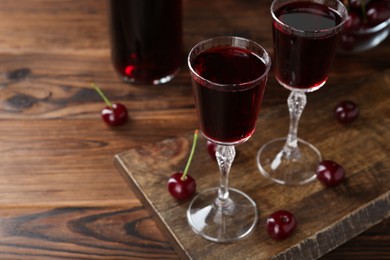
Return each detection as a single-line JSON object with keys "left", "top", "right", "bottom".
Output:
{"left": 187, "top": 36, "right": 271, "bottom": 242}
{"left": 257, "top": 0, "right": 348, "bottom": 185}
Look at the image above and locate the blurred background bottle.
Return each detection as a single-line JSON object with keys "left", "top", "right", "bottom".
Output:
{"left": 109, "top": 0, "right": 182, "bottom": 85}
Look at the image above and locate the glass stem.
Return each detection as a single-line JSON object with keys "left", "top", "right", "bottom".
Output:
{"left": 215, "top": 145, "right": 236, "bottom": 204}
{"left": 284, "top": 90, "right": 307, "bottom": 159}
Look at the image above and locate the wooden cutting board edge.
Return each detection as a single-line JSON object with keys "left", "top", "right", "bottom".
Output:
{"left": 114, "top": 155, "right": 192, "bottom": 260}
{"left": 114, "top": 150, "right": 390, "bottom": 260}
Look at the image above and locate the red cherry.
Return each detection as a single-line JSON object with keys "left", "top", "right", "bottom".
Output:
{"left": 316, "top": 160, "right": 345, "bottom": 187}
{"left": 344, "top": 12, "right": 362, "bottom": 31}
{"left": 92, "top": 83, "right": 129, "bottom": 126}
{"left": 167, "top": 130, "right": 199, "bottom": 200}
{"left": 366, "top": 1, "right": 390, "bottom": 27}
{"left": 207, "top": 140, "right": 217, "bottom": 161}
{"left": 347, "top": 0, "right": 359, "bottom": 9}
{"left": 266, "top": 210, "right": 297, "bottom": 240}
{"left": 168, "top": 172, "right": 196, "bottom": 200}
{"left": 101, "top": 103, "right": 128, "bottom": 126}
{"left": 334, "top": 100, "right": 359, "bottom": 124}
{"left": 348, "top": 0, "right": 367, "bottom": 10}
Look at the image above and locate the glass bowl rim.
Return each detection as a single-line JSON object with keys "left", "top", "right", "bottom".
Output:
{"left": 187, "top": 36, "right": 272, "bottom": 90}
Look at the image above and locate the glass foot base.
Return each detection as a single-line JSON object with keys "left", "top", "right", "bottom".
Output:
{"left": 257, "top": 137, "right": 322, "bottom": 185}
{"left": 187, "top": 187, "right": 258, "bottom": 243}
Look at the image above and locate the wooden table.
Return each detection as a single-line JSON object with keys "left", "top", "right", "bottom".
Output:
{"left": 0, "top": 0, "right": 388, "bottom": 259}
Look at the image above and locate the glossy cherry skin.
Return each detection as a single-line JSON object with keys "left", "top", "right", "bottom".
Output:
{"left": 335, "top": 100, "right": 359, "bottom": 124}
{"left": 348, "top": 0, "right": 369, "bottom": 10}
{"left": 101, "top": 103, "right": 128, "bottom": 126}
{"left": 266, "top": 210, "right": 297, "bottom": 240}
{"left": 366, "top": 1, "right": 390, "bottom": 27}
{"left": 207, "top": 140, "right": 217, "bottom": 161}
{"left": 344, "top": 12, "right": 362, "bottom": 31}
{"left": 316, "top": 160, "right": 345, "bottom": 187}
{"left": 167, "top": 172, "right": 196, "bottom": 200}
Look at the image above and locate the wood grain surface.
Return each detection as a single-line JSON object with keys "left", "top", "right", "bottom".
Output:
{"left": 0, "top": 0, "right": 388, "bottom": 259}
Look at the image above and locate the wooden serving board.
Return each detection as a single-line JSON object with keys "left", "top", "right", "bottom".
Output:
{"left": 114, "top": 71, "right": 390, "bottom": 260}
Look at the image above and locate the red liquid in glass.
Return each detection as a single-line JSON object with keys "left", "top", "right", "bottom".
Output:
{"left": 191, "top": 46, "right": 268, "bottom": 144}
{"left": 109, "top": 0, "right": 182, "bottom": 84}
{"left": 273, "top": 2, "right": 343, "bottom": 90}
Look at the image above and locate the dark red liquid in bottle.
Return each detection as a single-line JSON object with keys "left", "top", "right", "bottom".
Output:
{"left": 191, "top": 46, "right": 268, "bottom": 144}
{"left": 273, "top": 2, "right": 343, "bottom": 90}
{"left": 109, "top": 0, "right": 182, "bottom": 84}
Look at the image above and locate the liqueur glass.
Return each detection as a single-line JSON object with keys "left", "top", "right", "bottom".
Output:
{"left": 187, "top": 36, "right": 271, "bottom": 242}
{"left": 257, "top": 0, "right": 348, "bottom": 185}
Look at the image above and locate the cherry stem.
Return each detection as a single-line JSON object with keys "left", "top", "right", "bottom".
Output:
{"left": 91, "top": 82, "right": 113, "bottom": 107}
{"left": 343, "top": 0, "right": 349, "bottom": 11}
{"left": 181, "top": 130, "right": 199, "bottom": 181}
{"left": 361, "top": 0, "right": 367, "bottom": 23}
